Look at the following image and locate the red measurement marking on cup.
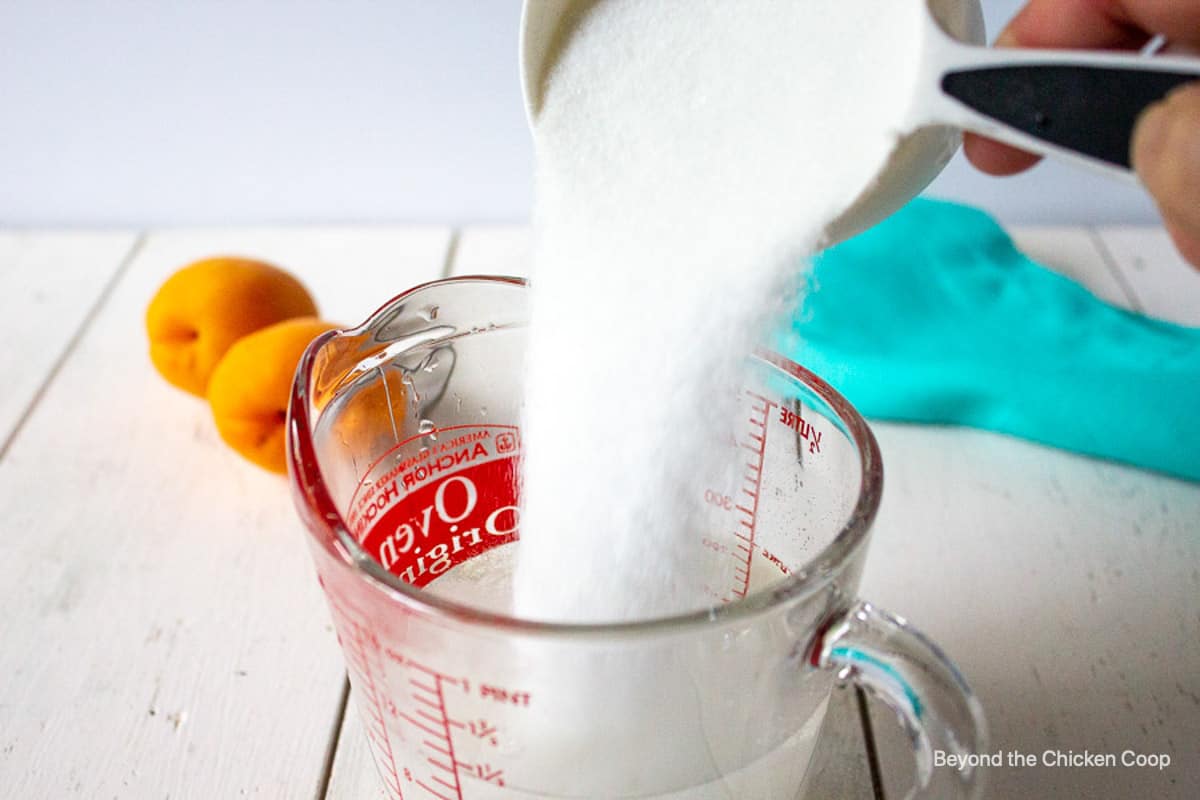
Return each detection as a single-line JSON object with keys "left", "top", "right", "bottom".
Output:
{"left": 320, "top": 579, "right": 528, "bottom": 799}
{"left": 389, "top": 658, "right": 518, "bottom": 798}
{"left": 320, "top": 581, "right": 406, "bottom": 800}
{"left": 778, "top": 404, "right": 823, "bottom": 454}
{"left": 402, "top": 668, "right": 468, "bottom": 799}
{"left": 727, "top": 391, "right": 776, "bottom": 602}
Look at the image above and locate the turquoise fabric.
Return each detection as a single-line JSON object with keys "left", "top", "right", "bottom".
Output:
{"left": 782, "top": 198, "right": 1200, "bottom": 482}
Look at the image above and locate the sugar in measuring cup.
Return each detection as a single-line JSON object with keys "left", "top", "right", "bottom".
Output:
{"left": 521, "top": 0, "right": 1200, "bottom": 244}
{"left": 288, "top": 276, "right": 987, "bottom": 798}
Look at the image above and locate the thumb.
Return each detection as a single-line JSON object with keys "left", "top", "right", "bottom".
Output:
{"left": 1132, "top": 84, "right": 1200, "bottom": 268}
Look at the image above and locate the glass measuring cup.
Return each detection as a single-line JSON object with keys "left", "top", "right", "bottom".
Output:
{"left": 288, "top": 276, "right": 987, "bottom": 799}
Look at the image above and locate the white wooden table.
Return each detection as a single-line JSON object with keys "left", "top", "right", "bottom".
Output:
{"left": 1, "top": 223, "right": 1196, "bottom": 799}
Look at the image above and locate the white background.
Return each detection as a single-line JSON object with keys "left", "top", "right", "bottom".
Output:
{"left": 0, "top": 0, "right": 1161, "bottom": 227}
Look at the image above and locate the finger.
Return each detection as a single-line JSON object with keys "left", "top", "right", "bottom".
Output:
{"left": 1122, "top": 0, "right": 1200, "bottom": 47}
{"left": 963, "top": 0, "right": 1200, "bottom": 176}
{"left": 1004, "top": 0, "right": 1150, "bottom": 51}
{"left": 1163, "top": 215, "right": 1200, "bottom": 270}
{"left": 962, "top": 133, "right": 1043, "bottom": 175}
{"left": 961, "top": 28, "right": 1047, "bottom": 175}
{"left": 960, "top": 27, "right": 1046, "bottom": 173}
{"left": 1132, "top": 83, "right": 1200, "bottom": 263}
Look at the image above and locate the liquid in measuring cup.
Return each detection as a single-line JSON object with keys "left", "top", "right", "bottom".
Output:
{"left": 324, "top": 554, "right": 830, "bottom": 800}
{"left": 412, "top": 547, "right": 832, "bottom": 797}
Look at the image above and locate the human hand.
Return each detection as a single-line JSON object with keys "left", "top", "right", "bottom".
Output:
{"left": 963, "top": 0, "right": 1200, "bottom": 268}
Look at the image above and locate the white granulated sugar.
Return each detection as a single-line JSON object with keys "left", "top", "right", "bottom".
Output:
{"left": 515, "top": 0, "right": 921, "bottom": 623}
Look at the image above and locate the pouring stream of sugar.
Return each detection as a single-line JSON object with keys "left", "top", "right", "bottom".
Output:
{"left": 513, "top": 0, "right": 924, "bottom": 623}
{"left": 513, "top": 0, "right": 1199, "bottom": 625}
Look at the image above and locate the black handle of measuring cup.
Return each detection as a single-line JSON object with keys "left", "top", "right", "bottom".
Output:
{"left": 942, "top": 63, "right": 1198, "bottom": 170}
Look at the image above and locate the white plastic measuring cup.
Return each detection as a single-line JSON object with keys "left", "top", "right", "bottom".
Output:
{"left": 520, "top": 0, "right": 1200, "bottom": 243}
{"left": 288, "top": 277, "right": 987, "bottom": 798}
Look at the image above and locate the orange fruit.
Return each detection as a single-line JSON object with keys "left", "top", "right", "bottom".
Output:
{"left": 207, "top": 317, "right": 339, "bottom": 473}
{"left": 146, "top": 257, "right": 318, "bottom": 396}
{"left": 328, "top": 363, "right": 410, "bottom": 462}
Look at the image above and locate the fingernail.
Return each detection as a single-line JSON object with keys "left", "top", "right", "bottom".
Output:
{"left": 1131, "top": 101, "right": 1170, "bottom": 174}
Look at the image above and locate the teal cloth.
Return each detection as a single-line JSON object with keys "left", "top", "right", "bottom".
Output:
{"left": 783, "top": 198, "right": 1200, "bottom": 482}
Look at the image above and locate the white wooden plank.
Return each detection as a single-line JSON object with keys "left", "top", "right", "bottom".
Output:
{"left": 1093, "top": 226, "right": 1200, "bottom": 325}
{"left": 324, "top": 693, "right": 396, "bottom": 800}
{"left": 450, "top": 224, "right": 532, "bottom": 277}
{"left": 1009, "top": 226, "right": 1130, "bottom": 309}
{"left": 865, "top": 696, "right": 912, "bottom": 800}
{"left": 862, "top": 425, "right": 1200, "bottom": 799}
{"left": 796, "top": 688, "right": 877, "bottom": 800}
{"left": 0, "top": 230, "right": 138, "bottom": 446}
{"left": 0, "top": 226, "right": 451, "bottom": 798}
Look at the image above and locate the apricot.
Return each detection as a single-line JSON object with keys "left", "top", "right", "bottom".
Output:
{"left": 328, "top": 363, "right": 410, "bottom": 463}
{"left": 207, "top": 317, "right": 339, "bottom": 473}
{"left": 146, "top": 257, "right": 318, "bottom": 396}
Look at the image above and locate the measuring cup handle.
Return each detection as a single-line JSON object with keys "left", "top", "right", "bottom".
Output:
{"left": 810, "top": 600, "right": 988, "bottom": 799}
